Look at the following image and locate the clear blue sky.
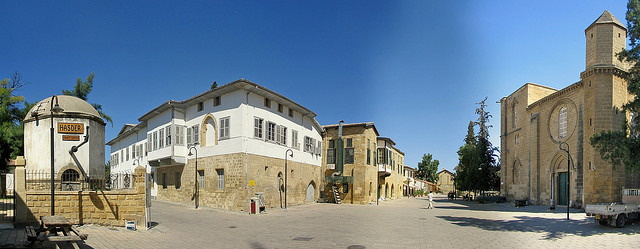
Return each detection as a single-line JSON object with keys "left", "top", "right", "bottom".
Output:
{"left": 1, "top": 1, "right": 628, "bottom": 173}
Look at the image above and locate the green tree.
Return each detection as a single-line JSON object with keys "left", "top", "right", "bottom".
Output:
{"left": 0, "top": 72, "right": 33, "bottom": 169}
{"left": 590, "top": 0, "right": 640, "bottom": 174}
{"left": 416, "top": 153, "right": 439, "bottom": 183}
{"left": 454, "top": 98, "right": 500, "bottom": 193}
{"left": 62, "top": 72, "right": 113, "bottom": 126}
{"left": 474, "top": 97, "right": 500, "bottom": 191}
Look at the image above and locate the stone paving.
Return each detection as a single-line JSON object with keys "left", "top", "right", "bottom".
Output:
{"left": 0, "top": 194, "right": 638, "bottom": 248}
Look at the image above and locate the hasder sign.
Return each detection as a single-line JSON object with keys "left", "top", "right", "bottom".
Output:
{"left": 58, "top": 123, "right": 84, "bottom": 134}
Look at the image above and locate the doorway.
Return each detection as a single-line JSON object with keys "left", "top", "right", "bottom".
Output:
{"left": 557, "top": 172, "right": 568, "bottom": 205}
{"left": 305, "top": 182, "right": 315, "bottom": 202}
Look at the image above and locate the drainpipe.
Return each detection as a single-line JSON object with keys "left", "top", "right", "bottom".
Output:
{"left": 335, "top": 120, "right": 344, "bottom": 176}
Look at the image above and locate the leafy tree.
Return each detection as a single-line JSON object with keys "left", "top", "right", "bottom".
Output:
{"left": 455, "top": 98, "right": 500, "bottom": 193}
{"left": 590, "top": 0, "right": 640, "bottom": 174}
{"left": 0, "top": 72, "right": 33, "bottom": 169}
{"left": 416, "top": 153, "right": 439, "bottom": 183}
{"left": 62, "top": 72, "right": 113, "bottom": 126}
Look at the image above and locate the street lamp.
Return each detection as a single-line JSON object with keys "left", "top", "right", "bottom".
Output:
{"left": 50, "top": 95, "right": 64, "bottom": 216}
{"left": 284, "top": 149, "right": 293, "bottom": 209}
{"left": 188, "top": 145, "right": 199, "bottom": 209}
{"left": 559, "top": 142, "right": 571, "bottom": 220}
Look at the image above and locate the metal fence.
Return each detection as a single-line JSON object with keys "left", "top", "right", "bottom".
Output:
{"left": 26, "top": 170, "right": 134, "bottom": 191}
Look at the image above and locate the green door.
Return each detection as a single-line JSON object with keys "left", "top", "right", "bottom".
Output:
{"left": 557, "top": 172, "right": 568, "bottom": 206}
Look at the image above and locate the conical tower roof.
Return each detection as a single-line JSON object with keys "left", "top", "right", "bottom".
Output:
{"left": 587, "top": 10, "right": 626, "bottom": 30}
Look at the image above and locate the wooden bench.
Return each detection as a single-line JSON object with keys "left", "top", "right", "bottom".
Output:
{"left": 25, "top": 225, "right": 39, "bottom": 242}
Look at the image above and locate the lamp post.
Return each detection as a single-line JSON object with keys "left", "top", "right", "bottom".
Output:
{"left": 284, "top": 149, "right": 293, "bottom": 209}
{"left": 559, "top": 142, "right": 571, "bottom": 220}
{"left": 188, "top": 146, "right": 199, "bottom": 209}
{"left": 49, "top": 95, "right": 64, "bottom": 216}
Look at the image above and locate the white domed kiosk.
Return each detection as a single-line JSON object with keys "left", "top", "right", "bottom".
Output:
{"left": 23, "top": 95, "right": 106, "bottom": 183}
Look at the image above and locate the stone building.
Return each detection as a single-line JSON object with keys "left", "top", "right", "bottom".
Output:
{"left": 403, "top": 166, "right": 416, "bottom": 196}
{"left": 321, "top": 122, "right": 405, "bottom": 204}
{"left": 107, "top": 79, "right": 323, "bottom": 212}
{"left": 377, "top": 137, "right": 404, "bottom": 200}
{"left": 437, "top": 169, "right": 455, "bottom": 194}
{"left": 322, "top": 122, "right": 379, "bottom": 204}
{"left": 500, "top": 11, "right": 640, "bottom": 207}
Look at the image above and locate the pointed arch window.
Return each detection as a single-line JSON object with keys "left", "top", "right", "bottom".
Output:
{"left": 559, "top": 107, "right": 567, "bottom": 138}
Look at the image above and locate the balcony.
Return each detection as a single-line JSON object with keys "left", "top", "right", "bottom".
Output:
{"left": 378, "top": 164, "right": 391, "bottom": 177}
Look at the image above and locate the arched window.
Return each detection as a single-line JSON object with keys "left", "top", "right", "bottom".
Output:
{"left": 205, "top": 118, "right": 216, "bottom": 146}
{"left": 559, "top": 107, "right": 567, "bottom": 138}
{"left": 61, "top": 169, "right": 80, "bottom": 191}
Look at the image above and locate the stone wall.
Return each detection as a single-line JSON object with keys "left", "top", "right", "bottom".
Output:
{"left": 155, "top": 152, "right": 322, "bottom": 212}
{"left": 14, "top": 161, "right": 147, "bottom": 227}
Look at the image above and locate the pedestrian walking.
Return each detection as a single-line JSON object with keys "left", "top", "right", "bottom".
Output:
{"left": 427, "top": 191, "right": 434, "bottom": 209}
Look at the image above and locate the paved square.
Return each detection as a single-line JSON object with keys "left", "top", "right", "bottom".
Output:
{"left": 4, "top": 194, "right": 638, "bottom": 248}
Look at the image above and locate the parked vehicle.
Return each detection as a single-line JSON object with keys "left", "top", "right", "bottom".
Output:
{"left": 477, "top": 193, "right": 506, "bottom": 204}
{"left": 585, "top": 189, "right": 640, "bottom": 228}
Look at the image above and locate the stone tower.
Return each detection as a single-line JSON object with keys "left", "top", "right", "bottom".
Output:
{"left": 581, "top": 10, "right": 631, "bottom": 203}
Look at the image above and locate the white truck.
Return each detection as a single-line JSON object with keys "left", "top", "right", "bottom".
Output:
{"left": 585, "top": 189, "right": 640, "bottom": 228}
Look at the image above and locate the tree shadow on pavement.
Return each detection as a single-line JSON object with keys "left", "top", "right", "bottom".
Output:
{"left": 436, "top": 215, "right": 640, "bottom": 240}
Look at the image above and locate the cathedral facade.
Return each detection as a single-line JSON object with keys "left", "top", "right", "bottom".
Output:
{"left": 500, "top": 11, "right": 639, "bottom": 207}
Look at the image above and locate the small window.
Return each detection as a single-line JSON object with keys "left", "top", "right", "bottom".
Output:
{"left": 327, "top": 147, "right": 336, "bottom": 164}
{"left": 280, "top": 126, "right": 287, "bottom": 146}
{"left": 175, "top": 172, "right": 181, "bottom": 189}
{"left": 153, "top": 131, "right": 158, "bottom": 151}
{"left": 254, "top": 117, "right": 264, "bottom": 139}
{"left": 166, "top": 126, "right": 172, "bottom": 146}
{"left": 267, "top": 122, "right": 276, "bottom": 142}
{"left": 162, "top": 173, "right": 167, "bottom": 189}
{"left": 342, "top": 183, "right": 349, "bottom": 193}
{"left": 213, "top": 96, "right": 221, "bottom": 106}
{"left": 329, "top": 140, "right": 335, "bottom": 148}
{"left": 346, "top": 138, "right": 353, "bottom": 148}
{"left": 264, "top": 98, "right": 271, "bottom": 108}
{"left": 126, "top": 147, "right": 130, "bottom": 161}
{"left": 198, "top": 170, "right": 205, "bottom": 190}
{"left": 291, "top": 130, "right": 299, "bottom": 149}
{"left": 288, "top": 109, "right": 293, "bottom": 118}
{"left": 217, "top": 169, "right": 224, "bottom": 190}
{"left": 345, "top": 148, "right": 354, "bottom": 164}
{"left": 220, "top": 117, "right": 230, "bottom": 139}
{"left": 197, "top": 102, "right": 204, "bottom": 112}
{"left": 278, "top": 104, "right": 283, "bottom": 113}
{"left": 159, "top": 129, "right": 164, "bottom": 149}
{"left": 176, "top": 125, "right": 185, "bottom": 146}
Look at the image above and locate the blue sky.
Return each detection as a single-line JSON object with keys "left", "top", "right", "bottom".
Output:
{"left": 1, "top": 1, "right": 628, "bottom": 172}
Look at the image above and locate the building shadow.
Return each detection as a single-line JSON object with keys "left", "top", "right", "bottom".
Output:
{"left": 436, "top": 215, "right": 640, "bottom": 240}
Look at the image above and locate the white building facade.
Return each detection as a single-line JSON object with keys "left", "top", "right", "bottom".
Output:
{"left": 107, "top": 79, "right": 323, "bottom": 211}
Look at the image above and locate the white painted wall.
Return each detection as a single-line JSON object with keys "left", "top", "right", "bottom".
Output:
{"left": 108, "top": 86, "right": 323, "bottom": 191}
{"left": 24, "top": 116, "right": 105, "bottom": 178}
